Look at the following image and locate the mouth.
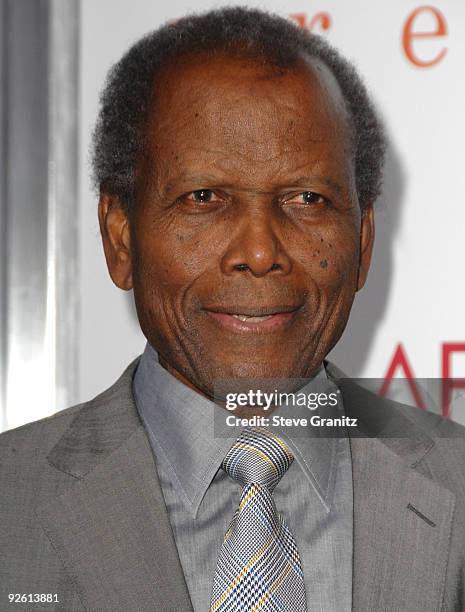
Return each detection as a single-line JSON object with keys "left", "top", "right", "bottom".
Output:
{"left": 203, "top": 304, "right": 302, "bottom": 333}
{"left": 230, "top": 314, "right": 275, "bottom": 322}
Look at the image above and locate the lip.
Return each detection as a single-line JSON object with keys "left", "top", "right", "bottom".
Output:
{"left": 203, "top": 305, "right": 302, "bottom": 334}
{"left": 203, "top": 304, "right": 302, "bottom": 316}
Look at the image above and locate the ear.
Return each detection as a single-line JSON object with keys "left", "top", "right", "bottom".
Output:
{"left": 98, "top": 192, "right": 133, "bottom": 290}
{"left": 356, "top": 204, "right": 375, "bottom": 291}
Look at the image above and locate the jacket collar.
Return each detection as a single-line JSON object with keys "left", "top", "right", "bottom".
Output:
{"left": 325, "top": 361, "right": 455, "bottom": 612}
{"left": 39, "top": 357, "right": 194, "bottom": 612}
{"left": 48, "top": 358, "right": 437, "bottom": 480}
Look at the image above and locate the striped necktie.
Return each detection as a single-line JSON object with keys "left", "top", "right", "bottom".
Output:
{"left": 210, "top": 427, "right": 308, "bottom": 611}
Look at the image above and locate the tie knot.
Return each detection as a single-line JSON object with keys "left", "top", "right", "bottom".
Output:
{"left": 222, "top": 427, "right": 294, "bottom": 492}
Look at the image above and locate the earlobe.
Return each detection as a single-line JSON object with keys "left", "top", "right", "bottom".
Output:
{"left": 98, "top": 192, "right": 133, "bottom": 290}
{"left": 356, "top": 204, "right": 375, "bottom": 291}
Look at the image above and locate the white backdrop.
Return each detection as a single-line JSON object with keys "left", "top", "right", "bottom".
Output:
{"left": 78, "top": 1, "right": 465, "bottom": 418}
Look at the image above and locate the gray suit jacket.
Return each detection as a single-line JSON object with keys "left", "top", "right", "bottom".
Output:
{"left": 1, "top": 358, "right": 464, "bottom": 611}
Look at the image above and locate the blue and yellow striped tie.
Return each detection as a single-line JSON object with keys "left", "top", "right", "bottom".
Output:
{"left": 210, "top": 427, "right": 308, "bottom": 611}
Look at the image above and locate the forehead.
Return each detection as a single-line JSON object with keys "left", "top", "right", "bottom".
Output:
{"left": 143, "top": 51, "right": 354, "bottom": 186}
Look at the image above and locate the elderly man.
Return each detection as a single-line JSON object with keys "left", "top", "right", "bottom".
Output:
{"left": 1, "top": 7, "right": 464, "bottom": 612}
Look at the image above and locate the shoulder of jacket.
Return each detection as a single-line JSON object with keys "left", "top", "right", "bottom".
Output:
{"left": 0, "top": 356, "right": 141, "bottom": 464}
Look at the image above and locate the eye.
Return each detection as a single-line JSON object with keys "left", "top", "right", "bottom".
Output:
{"left": 184, "top": 189, "right": 221, "bottom": 204}
{"left": 284, "top": 191, "right": 327, "bottom": 206}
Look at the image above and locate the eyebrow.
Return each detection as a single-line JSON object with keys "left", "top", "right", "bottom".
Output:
{"left": 285, "top": 175, "right": 345, "bottom": 199}
{"left": 164, "top": 174, "right": 220, "bottom": 193}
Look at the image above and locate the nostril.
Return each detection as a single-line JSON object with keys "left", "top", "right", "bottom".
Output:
{"left": 233, "top": 263, "right": 281, "bottom": 272}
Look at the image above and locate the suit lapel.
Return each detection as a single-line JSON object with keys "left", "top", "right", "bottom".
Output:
{"left": 351, "top": 436, "right": 454, "bottom": 612}
{"left": 36, "top": 361, "right": 193, "bottom": 612}
{"left": 325, "top": 364, "right": 455, "bottom": 612}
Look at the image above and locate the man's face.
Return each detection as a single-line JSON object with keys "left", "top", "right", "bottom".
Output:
{"left": 100, "top": 52, "right": 374, "bottom": 397}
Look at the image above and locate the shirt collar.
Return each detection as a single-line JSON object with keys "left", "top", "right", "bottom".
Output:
{"left": 133, "top": 342, "right": 341, "bottom": 518}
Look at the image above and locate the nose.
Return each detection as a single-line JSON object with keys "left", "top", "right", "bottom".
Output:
{"left": 220, "top": 205, "right": 292, "bottom": 277}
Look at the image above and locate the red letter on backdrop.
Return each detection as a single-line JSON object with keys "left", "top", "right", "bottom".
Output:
{"left": 441, "top": 343, "right": 465, "bottom": 417}
{"left": 402, "top": 6, "right": 448, "bottom": 67}
{"left": 379, "top": 343, "right": 426, "bottom": 409}
{"left": 289, "top": 13, "right": 306, "bottom": 28}
{"left": 308, "top": 12, "right": 332, "bottom": 32}
{"left": 289, "top": 12, "right": 332, "bottom": 33}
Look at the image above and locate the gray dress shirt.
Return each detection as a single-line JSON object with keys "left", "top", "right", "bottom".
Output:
{"left": 133, "top": 343, "right": 353, "bottom": 611}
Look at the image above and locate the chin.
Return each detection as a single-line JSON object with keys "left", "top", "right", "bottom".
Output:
{"left": 208, "top": 373, "right": 307, "bottom": 405}
{"left": 201, "top": 358, "right": 300, "bottom": 392}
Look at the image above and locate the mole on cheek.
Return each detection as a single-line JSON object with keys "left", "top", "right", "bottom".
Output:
{"left": 320, "top": 259, "right": 328, "bottom": 269}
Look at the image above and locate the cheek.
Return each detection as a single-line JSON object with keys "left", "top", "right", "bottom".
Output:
{"left": 294, "top": 223, "right": 360, "bottom": 292}
{"left": 133, "top": 228, "right": 206, "bottom": 291}
{"left": 131, "top": 248, "right": 186, "bottom": 350}
{"left": 130, "top": 225, "right": 214, "bottom": 334}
